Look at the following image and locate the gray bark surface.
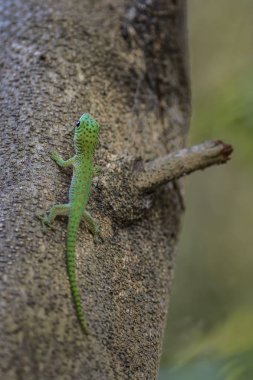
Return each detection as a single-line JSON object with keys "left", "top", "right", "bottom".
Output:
{"left": 0, "top": 0, "right": 190, "bottom": 379}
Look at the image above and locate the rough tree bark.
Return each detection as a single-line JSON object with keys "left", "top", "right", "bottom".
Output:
{"left": 0, "top": 1, "right": 232, "bottom": 379}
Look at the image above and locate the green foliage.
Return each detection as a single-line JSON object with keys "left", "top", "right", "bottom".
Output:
{"left": 160, "top": 309, "right": 253, "bottom": 380}
{"left": 176, "top": 308, "right": 253, "bottom": 363}
{"left": 160, "top": 352, "right": 253, "bottom": 380}
{"left": 192, "top": 72, "right": 253, "bottom": 163}
{"left": 159, "top": 0, "right": 253, "bottom": 378}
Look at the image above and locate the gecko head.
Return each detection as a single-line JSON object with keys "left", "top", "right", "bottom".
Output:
{"left": 74, "top": 113, "right": 100, "bottom": 153}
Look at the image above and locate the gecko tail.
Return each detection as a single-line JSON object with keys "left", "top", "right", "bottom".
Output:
{"left": 67, "top": 224, "right": 88, "bottom": 335}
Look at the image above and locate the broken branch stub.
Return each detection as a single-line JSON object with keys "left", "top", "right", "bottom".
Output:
{"left": 134, "top": 140, "right": 233, "bottom": 193}
{"left": 98, "top": 140, "right": 233, "bottom": 224}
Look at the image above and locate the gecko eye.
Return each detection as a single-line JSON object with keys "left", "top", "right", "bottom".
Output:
{"left": 76, "top": 121, "right": 80, "bottom": 127}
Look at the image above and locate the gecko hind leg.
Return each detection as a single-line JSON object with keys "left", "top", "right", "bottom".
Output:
{"left": 41, "top": 204, "right": 70, "bottom": 228}
{"left": 82, "top": 210, "right": 100, "bottom": 238}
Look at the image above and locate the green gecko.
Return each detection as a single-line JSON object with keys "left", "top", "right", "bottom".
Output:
{"left": 41, "top": 113, "right": 100, "bottom": 334}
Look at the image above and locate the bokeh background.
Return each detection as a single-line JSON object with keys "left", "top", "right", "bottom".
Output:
{"left": 159, "top": 0, "right": 253, "bottom": 379}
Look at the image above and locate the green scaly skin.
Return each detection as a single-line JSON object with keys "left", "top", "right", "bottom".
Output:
{"left": 41, "top": 113, "right": 100, "bottom": 334}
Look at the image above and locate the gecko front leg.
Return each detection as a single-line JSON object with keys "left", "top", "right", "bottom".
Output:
{"left": 93, "top": 165, "right": 102, "bottom": 176}
{"left": 51, "top": 152, "right": 76, "bottom": 168}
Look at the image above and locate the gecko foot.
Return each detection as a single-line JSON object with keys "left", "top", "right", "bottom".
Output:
{"left": 36, "top": 213, "right": 56, "bottom": 233}
{"left": 93, "top": 227, "right": 104, "bottom": 244}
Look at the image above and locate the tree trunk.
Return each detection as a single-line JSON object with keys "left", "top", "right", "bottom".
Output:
{"left": 0, "top": 0, "right": 190, "bottom": 379}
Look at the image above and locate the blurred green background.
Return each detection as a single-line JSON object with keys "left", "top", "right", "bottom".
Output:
{"left": 159, "top": 0, "right": 253, "bottom": 379}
